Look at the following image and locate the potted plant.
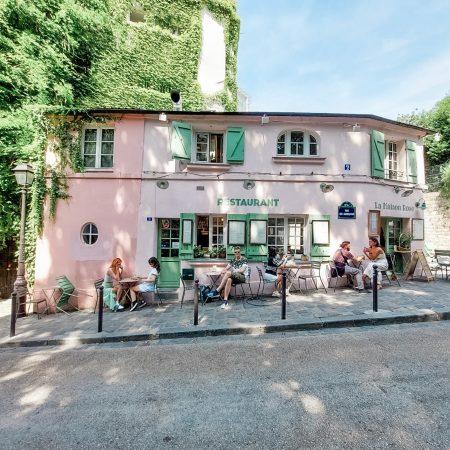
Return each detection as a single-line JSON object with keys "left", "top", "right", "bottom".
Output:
{"left": 194, "top": 245, "right": 205, "bottom": 258}
{"left": 218, "top": 245, "right": 227, "bottom": 258}
{"left": 209, "top": 247, "right": 218, "bottom": 258}
{"left": 398, "top": 232, "right": 412, "bottom": 251}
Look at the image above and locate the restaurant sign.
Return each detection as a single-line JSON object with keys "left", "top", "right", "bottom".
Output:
{"left": 338, "top": 201, "right": 356, "bottom": 219}
{"left": 217, "top": 197, "right": 280, "bottom": 207}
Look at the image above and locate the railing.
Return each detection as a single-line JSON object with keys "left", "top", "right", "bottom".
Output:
{"left": 384, "top": 169, "right": 405, "bottom": 181}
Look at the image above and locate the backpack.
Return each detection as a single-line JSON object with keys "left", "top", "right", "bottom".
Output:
{"left": 199, "top": 284, "right": 212, "bottom": 303}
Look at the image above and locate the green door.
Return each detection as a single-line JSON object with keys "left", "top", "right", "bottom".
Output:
{"left": 384, "top": 218, "right": 402, "bottom": 272}
{"left": 157, "top": 218, "right": 181, "bottom": 288}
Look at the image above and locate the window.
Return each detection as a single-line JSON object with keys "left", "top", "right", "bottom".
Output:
{"left": 83, "top": 128, "right": 114, "bottom": 169}
{"left": 195, "top": 215, "right": 225, "bottom": 255}
{"left": 81, "top": 223, "right": 98, "bottom": 245}
{"left": 160, "top": 219, "right": 180, "bottom": 257}
{"left": 129, "top": 4, "right": 145, "bottom": 23}
{"left": 385, "top": 141, "right": 401, "bottom": 180}
{"left": 268, "top": 217, "right": 305, "bottom": 254}
{"left": 195, "top": 133, "right": 224, "bottom": 163}
{"left": 277, "top": 131, "right": 318, "bottom": 156}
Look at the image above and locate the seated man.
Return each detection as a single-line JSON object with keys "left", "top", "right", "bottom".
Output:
{"left": 333, "top": 241, "right": 370, "bottom": 293}
{"left": 207, "top": 246, "right": 248, "bottom": 309}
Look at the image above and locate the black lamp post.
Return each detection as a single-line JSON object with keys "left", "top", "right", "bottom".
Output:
{"left": 12, "top": 163, "right": 34, "bottom": 317}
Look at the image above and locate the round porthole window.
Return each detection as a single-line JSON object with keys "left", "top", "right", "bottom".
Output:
{"left": 81, "top": 223, "right": 99, "bottom": 245}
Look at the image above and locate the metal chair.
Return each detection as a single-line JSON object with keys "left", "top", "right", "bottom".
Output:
{"left": 180, "top": 275, "right": 197, "bottom": 308}
{"left": 93, "top": 278, "right": 104, "bottom": 314}
{"left": 380, "top": 254, "right": 401, "bottom": 287}
{"left": 16, "top": 290, "right": 49, "bottom": 319}
{"left": 298, "top": 262, "right": 327, "bottom": 293}
{"left": 55, "top": 275, "right": 93, "bottom": 315}
{"left": 327, "top": 261, "right": 354, "bottom": 292}
{"left": 231, "top": 267, "right": 254, "bottom": 300}
{"left": 255, "top": 266, "right": 276, "bottom": 297}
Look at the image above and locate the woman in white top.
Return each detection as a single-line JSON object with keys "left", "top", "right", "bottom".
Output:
{"left": 130, "top": 257, "right": 160, "bottom": 311}
{"left": 363, "top": 237, "right": 388, "bottom": 289}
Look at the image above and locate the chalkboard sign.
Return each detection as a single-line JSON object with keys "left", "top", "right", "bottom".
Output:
{"left": 338, "top": 202, "right": 356, "bottom": 219}
{"left": 404, "top": 250, "right": 434, "bottom": 282}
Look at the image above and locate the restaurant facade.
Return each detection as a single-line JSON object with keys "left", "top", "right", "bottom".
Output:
{"left": 34, "top": 111, "right": 429, "bottom": 307}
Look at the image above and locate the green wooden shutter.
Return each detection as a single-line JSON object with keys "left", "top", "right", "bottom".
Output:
{"left": 309, "top": 214, "right": 331, "bottom": 261}
{"left": 406, "top": 140, "right": 418, "bottom": 183}
{"left": 179, "top": 213, "right": 195, "bottom": 260}
{"left": 371, "top": 130, "right": 385, "bottom": 178}
{"left": 226, "top": 214, "right": 247, "bottom": 258}
{"left": 226, "top": 127, "right": 245, "bottom": 163}
{"left": 246, "top": 213, "right": 268, "bottom": 261}
{"left": 171, "top": 121, "right": 192, "bottom": 160}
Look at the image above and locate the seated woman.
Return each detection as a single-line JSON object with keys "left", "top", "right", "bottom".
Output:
{"left": 362, "top": 237, "right": 389, "bottom": 289}
{"left": 129, "top": 257, "right": 160, "bottom": 311}
{"left": 264, "top": 247, "right": 288, "bottom": 297}
{"left": 103, "top": 257, "right": 124, "bottom": 312}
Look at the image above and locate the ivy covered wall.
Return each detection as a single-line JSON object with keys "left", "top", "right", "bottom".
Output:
{"left": 0, "top": 0, "right": 239, "bottom": 286}
{"left": 85, "top": 0, "right": 240, "bottom": 111}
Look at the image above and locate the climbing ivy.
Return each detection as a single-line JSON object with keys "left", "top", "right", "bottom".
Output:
{"left": 0, "top": 0, "right": 239, "bottom": 286}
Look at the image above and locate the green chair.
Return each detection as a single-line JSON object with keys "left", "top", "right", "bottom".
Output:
{"left": 55, "top": 276, "right": 92, "bottom": 314}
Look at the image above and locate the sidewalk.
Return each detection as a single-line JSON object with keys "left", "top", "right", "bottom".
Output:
{"left": 1, "top": 279, "right": 449, "bottom": 348}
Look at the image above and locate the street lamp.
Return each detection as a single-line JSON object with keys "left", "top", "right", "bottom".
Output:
{"left": 12, "top": 163, "right": 34, "bottom": 317}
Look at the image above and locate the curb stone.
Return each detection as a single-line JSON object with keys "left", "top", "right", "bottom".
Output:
{"left": 1, "top": 309, "right": 450, "bottom": 349}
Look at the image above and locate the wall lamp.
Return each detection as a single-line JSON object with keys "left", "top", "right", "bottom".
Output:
{"left": 394, "top": 186, "right": 414, "bottom": 197}
{"left": 320, "top": 183, "right": 334, "bottom": 193}
{"left": 415, "top": 198, "right": 427, "bottom": 209}
{"left": 352, "top": 124, "right": 360, "bottom": 132}
{"left": 243, "top": 179, "right": 255, "bottom": 190}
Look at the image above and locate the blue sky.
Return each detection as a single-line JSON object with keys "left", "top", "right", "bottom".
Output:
{"left": 236, "top": 0, "right": 450, "bottom": 119}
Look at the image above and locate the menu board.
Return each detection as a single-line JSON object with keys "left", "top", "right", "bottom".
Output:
{"left": 250, "top": 220, "right": 267, "bottom": 244}
{"left": 228, "top": 220, "right": 246, "bottom": 245}
{"left": 412, "top": 219, "right": 424, "bottom": 241}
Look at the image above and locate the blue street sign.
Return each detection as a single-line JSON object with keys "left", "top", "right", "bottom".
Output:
{"left": 344, "top": 164, "right": 351, "bottom": 171}
{"left": 338, "top": 201, "right": 356, "bottom": 219}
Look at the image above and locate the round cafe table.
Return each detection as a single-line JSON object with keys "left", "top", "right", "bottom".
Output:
{"left": 118, "top": 277, "right": 141, "bottom": 304}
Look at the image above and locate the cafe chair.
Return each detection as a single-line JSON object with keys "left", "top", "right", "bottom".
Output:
{"left": 55, "top": 275, "right": 93, "bottom": 315}
{"left": 231, "top": 267, "right": 254, "bottom": 301}
{"left": 256, "top": 266, "right": 276, "bottom": 297}
{"left": 93, "top": 278, "right": 104, "bottom": 314}
{"left": 15, "top": 290, "right": 50, "bottom": 319}
{"left": 180, "top": 273, "right": 197, "bottom": 308}
{"left": 298, "top": 262, "right": 327, "bottom": 293}
{"left": 327, "top": 261, "right": 354, "bottom": 292}
{"left": 380, "top": 254, "right": 401, "bottom": 287}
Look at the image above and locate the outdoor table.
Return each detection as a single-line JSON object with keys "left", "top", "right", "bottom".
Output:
{"left": 207, "top": 272, "right": 222, "bottom": 290}
{"left": 40, "top": 286, "right": 61, "bottom": 310}
{"left": 118, "top": 277, "right": 141, "bottom": 304}
{"left": 280, "top": 261, "right": 312, "bottom": 292}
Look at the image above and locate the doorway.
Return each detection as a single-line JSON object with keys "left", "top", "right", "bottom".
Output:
{"left": 157, "top": 218, "right": 181, "bottom": 288}
{"left": 382, "top": 218, "right": 402, "bottom": 272}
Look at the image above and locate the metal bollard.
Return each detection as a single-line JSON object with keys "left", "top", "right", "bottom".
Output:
{"left": 10, "top": 291, "right": 17, "bottom": 337}
{"left": 372, "top": 264, "right": 378, "bottom": 312}
{"left": 194, "top": 280, "right": 199, "bottom": 326}
{"left": 98, "top": 286, "right": 104, "bottom": 333}
{"left": 281, "top": 272, "right": 287, "bottom": 320}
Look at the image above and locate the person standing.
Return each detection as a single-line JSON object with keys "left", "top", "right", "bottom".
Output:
{"left": 333, "top": 241, "right": 370, "bottom": 293}
{"left": 207, "top": 246, "right": 248, "bottom": 309}
{"left": 363, "top": 237, "right": 388, "bottom": 289}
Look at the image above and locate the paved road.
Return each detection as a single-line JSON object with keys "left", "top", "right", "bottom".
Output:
{"left": 1, "top": 322, "right": 449, "bottom": 449}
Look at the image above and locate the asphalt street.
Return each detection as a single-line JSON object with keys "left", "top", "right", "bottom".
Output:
{"left": 1, "top": 321, "right": 449, "bottom": 449}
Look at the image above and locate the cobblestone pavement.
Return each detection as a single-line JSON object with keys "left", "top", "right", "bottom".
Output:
{"left": 1, "top": 278, "right": 449, "bottom": 347}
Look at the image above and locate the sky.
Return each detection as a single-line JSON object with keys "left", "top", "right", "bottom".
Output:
{"left": 236, "top": 0, "right": 450, "bottom": 119}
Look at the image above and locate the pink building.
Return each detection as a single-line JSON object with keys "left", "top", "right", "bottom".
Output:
{"left": 34, "top": 111, "right": 429, "bottom": 308}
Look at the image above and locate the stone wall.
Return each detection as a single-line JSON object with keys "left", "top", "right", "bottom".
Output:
{"left": 424, "top": 192, "right": 450, "bottom": 250}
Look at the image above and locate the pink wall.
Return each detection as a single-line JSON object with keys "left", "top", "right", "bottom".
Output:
{"left": 34, "top": 118, "right": 144, "bottom": 308}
